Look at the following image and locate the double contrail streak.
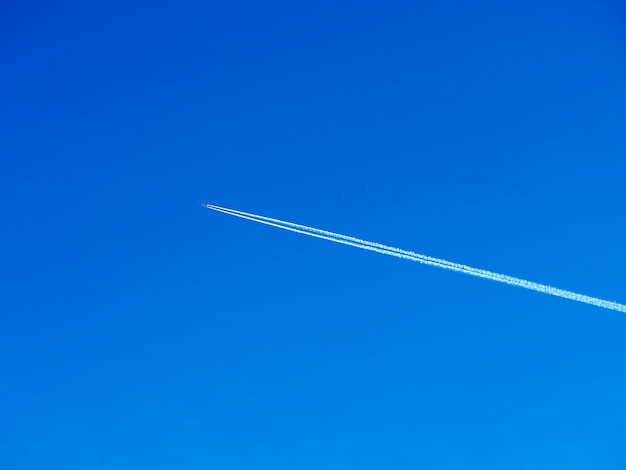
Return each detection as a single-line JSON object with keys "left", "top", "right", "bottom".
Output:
{"left": 204, "top": 204, "right": 626, "bottom": 314}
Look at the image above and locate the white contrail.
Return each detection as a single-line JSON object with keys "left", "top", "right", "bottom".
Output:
{"left": 205, "top": 205, "right": 454, "bottom": 267}
{"left": 203, "top": 204, "right": 626, "bottom": 314}
{"left": 205, "top": 204, "right": 480, "bottom": 271}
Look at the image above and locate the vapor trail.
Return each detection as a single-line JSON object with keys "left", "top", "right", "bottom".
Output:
{"left": 206, "top": 204, "right": 480, "bottom": 271}
{"left": 204, "top": 204, "right": 626, "bottom": 314}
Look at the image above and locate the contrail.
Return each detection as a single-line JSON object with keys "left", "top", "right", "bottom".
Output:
{"left": 203, "top": 204, "right": 626, "bottom": 314}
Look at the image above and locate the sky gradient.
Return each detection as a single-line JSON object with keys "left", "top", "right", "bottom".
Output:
{"left": 2, "top": 1, "right": 626, "bottom": 468}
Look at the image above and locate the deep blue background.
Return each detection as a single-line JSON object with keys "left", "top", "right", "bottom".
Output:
{"left": 2, "top": 1, "right": 625, "bottom": 468}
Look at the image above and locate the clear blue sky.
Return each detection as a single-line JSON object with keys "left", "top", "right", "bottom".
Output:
{"left": 2, "top": 1, "right": 626, "bottom": 468}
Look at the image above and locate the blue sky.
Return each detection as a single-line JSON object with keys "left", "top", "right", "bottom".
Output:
{"left": 1, "top": 1, "right": 625, "bottom": 468}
